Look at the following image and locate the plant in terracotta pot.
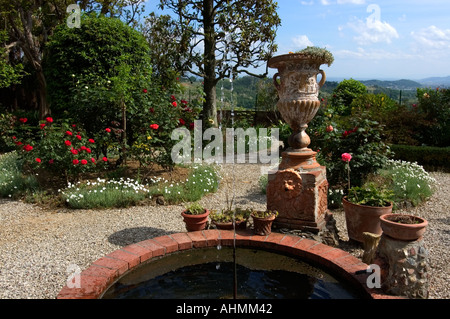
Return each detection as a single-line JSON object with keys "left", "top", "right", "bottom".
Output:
{"left": 251, "top": 210, "right": 278, "bottom": 236}
{"left": 343, "top": 184, "right": 394, "bottom": 243}
{"left": 341, "top": 152, "right": 394, "bottom": 242}
{"left": 380, "top": 213, "right": 428, "bottom": 241}
{"left": 181, "top": 202, "right": 210, "bottom": 232}
{"left": 211, "top": 208, "right": 250, "bottom": 230}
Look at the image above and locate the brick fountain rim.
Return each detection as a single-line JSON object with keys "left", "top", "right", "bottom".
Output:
{"left": 56, "top": 229, "right": 400, "bottom": 299}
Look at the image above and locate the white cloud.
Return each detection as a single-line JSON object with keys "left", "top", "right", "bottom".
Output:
{"left": 345, "top": 17, "right": 399, "bottom": 45}
{"left": 320, "top": 0, "right": 331, "bottom": 5}
{"left": 411, "top": 25, "right": 450, "bottom": 50}
{"left": 337, "top": 0, "right": 365, "bottom": 4}
{"left": 334, "top": 47, "right": 412, "bottom": 60}
{"left": 292, "top": 35, "right": 314, "bottom": 49}
{"left": 300, "top": 0, "right": 314, "bottom": 5}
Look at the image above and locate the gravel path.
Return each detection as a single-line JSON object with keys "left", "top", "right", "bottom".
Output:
{"left": 0, "top": 163, "right": 448, "bottom": 299}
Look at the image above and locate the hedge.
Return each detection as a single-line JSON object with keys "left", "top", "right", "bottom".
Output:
{"left": 390, "top": 144, "right": 450, "bottom": 170}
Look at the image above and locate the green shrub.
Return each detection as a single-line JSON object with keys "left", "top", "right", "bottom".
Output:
{"left": 367, "top": 159, "right": 436, "bottom": 209}
{"left": 329, "top": 79, "right": 367, "bottom": 116}
{"left": 390, "top": 144, "right": 450, "bottom": 170}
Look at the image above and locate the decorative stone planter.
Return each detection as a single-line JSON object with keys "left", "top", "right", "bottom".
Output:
{"left": 342, "top": 197, "right": 393, "bottom": 243}
{"left": 212, "top": 220, "right": 246, "bottom": 230}
{"left": 252, "top": 214, "right": 276, "bottom": 236}
{"left": 181, "top": 210, "right": 210, "bottom": 232}
{"left": 380, "top": 214, "right": 428, "bottom": 241}
{"left": 266, "top": 51, "right": 331, "bottom": 233}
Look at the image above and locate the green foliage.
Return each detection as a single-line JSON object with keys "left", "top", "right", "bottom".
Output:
{"left": 0, "top": 152, "right": 39, "bottom": 199}
{"left": 4, "top": 116, "right": 108, "bottom": 181}
{"left": 251, "top": 210, "right": 278, "bottom": 218}
{"left": 390, "top": 144, "right": 450, "bottom": 169}
{"left": 60, "top": 177, "right": 150, "bottom": 209}
{"left": 367, "top": 159, "right": 436, "bottom": 209}
{"left": 416, "top": 87, "right": 450, "bottom": 147}
{"left": 161, "top": 164, "right": 219, "bottom": 204}
{"left": 294, "top": 46, "right": 334, "bottom": 66}
{"left": 43, "top": 13, "right": 154, "bottom": 134}
{"left": 184, "top": 201, "right": 206, "bottom": 215}
{"left": 347, "top": 184, "right": 394, "bottom": 207}
{"left": 330, "top": 79, "right": 367, "bottom": 116}
{"left": 311, "top": 112, "right": 391, "bottom": 188}
{"left": 0, "top": 31, "right": 27, "bottom": 88}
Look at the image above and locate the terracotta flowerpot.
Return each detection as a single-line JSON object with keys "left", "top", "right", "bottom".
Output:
{"left": 252, "top": 214, "right": 276, "bottom": 236}
{"left": 380, "top": 214, "right": 428, "bottom": 241}
{"left": 181, "top": 209, "right": 210, "bottom": 232}
{"left": 342, "top": 196, "right": 392, "bottom": 243}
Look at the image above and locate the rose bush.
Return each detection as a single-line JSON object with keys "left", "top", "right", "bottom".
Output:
{"left": 6, "top": 117, "right": 108, "bottom": 182}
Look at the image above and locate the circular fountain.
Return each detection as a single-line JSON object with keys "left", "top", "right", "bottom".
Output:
{"left": 57, "top": 230, "right": 392, "bottom": 299}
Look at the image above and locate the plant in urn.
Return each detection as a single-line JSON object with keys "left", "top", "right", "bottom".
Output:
{"left": 266, "top": 47, "right": 334, "bottom": 232}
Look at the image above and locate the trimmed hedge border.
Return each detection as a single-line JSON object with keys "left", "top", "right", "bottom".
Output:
{"left": 390, "top": 144, "right": 450, "bottom": 171}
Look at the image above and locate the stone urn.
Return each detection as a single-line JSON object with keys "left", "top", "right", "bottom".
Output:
{"left": 266, "top": 49, "right": 333, "bottom": 233}
{"left": 268, "top": 52, "right": 327, "bottom": 151}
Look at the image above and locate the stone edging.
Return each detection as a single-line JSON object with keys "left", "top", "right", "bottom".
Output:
{"left": 56, "top": 229, "right": 399, "bottom": 299}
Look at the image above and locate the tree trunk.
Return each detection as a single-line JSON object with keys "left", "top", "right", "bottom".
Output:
{"left": 201, "top": 0, "right": 218, "bottom": 128}
{"left": 36, "top": 67, "right": 50, "bottom": 119}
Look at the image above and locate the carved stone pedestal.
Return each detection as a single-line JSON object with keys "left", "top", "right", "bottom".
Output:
{"left": 374, "top": 234, "right": 429, "bottom": 299}
{"left": 266, "top": 149, "right": 328, "bottom": 233}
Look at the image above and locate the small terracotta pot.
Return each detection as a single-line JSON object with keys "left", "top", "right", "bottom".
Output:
{"left": 342, "top": 196, "right": 392, "bottom": 243}
{"left": 252, "top": 214, "right": 276, "bottom": 236}
{"left": 181, "top": 209, "right": 210, "bottom": 232}
{"left": 380, "top": 214, "right": 428, "bottom": 241}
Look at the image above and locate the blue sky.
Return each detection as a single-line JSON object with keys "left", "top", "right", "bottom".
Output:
{"left": 143, "top": 0, "right": 450, "bottom": 80}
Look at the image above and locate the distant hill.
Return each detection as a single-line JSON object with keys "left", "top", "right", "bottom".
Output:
{"left": 361, "top": 79, "right": 422, "bottom": 90}
{"left": 418, "top": 76, "right": 450, "bottom": 87}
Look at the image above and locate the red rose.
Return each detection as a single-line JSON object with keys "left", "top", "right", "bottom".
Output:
{"left": 80, "top": 146, "right": 87, "bottom": 151}
{"left": 45, "top": 117, "right": 53, "bottom": 123}
{"left": 23, "top": 144, "right": 33, "bottom": 152}
{"left": 40, "top": 123, "right": 46, "bottom": 129}
{"left": 143, "top": 89, "right": 148, "bottom": 93}
{"left": 66, "top": 131, "right": 73, "bottom": 136}
{"left": 341, "top": 153, "right": 352, "bottom": 162}
{"left": 181, "top": 99, "right": 188, "bottom": 105}
{"left": 150, "top": 124, "right": 159, "bottom": 130}
{"left": 65, "top": 140, "right": 72, "bottom": 146}
{"left": 73, "top": 159, "right": 79, "bottom": 165}
{"left": 149, "top": 107, "right": 155, "bottom": 113}
{"left": 49, "top": 159, "right": 54, "bottom": 164}
{"left": 91, "top": 158, "right": 96, "bottom": 163}
{"left": 88, "top": 139, "right": 95, "bottom": 143}
{"left": 16, "top": 141, "right": 23, "bottom": 146}
{"left": 72, "top": 124, "right": 76, "bottom": 128}
{"left": 326, "top": 125, "right": 333, "bottom": 132}
{"left": 179, "top": 118, "right": 185, "bottom": 125}
{"left": 172, "top": 101, "right": 177, "bottom": 107}
{"left": 86, "top": 148, "right": 92, "bottom": 153}
{"left": 171, "top": 95, "right": 176, "bottom": 100}
{"left": 102, "top": 157, "right": 108, "bottom": 162}
{"left": 81, "top": 159, "right": 88, "bottom": 165}
{"left": 76, "top": 135, "right": 82, "bottom": 140}
{"left": 189, "top": 122, "right": 195, "bottom": 130}
{"left": 35, "top": 158, "right": 41, "bottom": 163}
{"left": 105, "top": 128, "right": 111, "bottom": 133}
{"left": 12, "top": 136, "right": 16, "bottom": 140}
{"left": 70, "top": 149, "right": 78, "bottom": 155}
{"left": 19, "top": 118, "right": 27, "bottom": 123}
